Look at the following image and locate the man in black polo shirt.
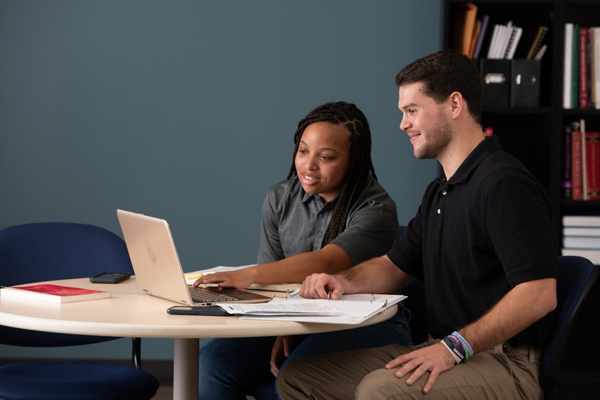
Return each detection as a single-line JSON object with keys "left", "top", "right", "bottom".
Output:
{"left": 276, "top": 51, "right": 557, "bottom": 400}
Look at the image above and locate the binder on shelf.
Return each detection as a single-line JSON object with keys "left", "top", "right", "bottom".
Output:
{"left": 481, "top": 59, "right": 510, "bottom": 109}
{"left": 510, "top": 59, "right": 541, "bottom": 107}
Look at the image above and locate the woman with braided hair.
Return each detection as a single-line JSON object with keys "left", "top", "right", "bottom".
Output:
{"left": 195, "top": 101, "right": 411, "bottom": 400}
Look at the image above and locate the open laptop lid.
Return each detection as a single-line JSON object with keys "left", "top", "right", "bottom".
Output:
{"left": 117, "top": 209, "right": 194, "bottom": 305}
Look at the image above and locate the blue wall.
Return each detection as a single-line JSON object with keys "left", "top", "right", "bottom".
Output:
{"left": 0, "top": 1, "right": 440, "bottom": 360}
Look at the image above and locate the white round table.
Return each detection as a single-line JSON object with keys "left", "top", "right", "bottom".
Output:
{"left": 0, "top": 277, "right": 397, "bottom": 400}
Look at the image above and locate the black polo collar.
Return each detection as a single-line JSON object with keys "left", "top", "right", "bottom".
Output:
{"left": 441, "top": 137, "right": 501, "bottom": 187}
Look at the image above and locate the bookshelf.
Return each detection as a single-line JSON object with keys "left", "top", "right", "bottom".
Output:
{"left": 443, "top": 0, "right": 600, "bottom": 256}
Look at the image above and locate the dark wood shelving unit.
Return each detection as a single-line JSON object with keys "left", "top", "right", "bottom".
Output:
{"left": 443, "top": 0, "right": 600, "bottom": 250}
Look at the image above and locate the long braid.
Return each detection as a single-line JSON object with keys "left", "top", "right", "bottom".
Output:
{"left": 287, "top": 102, "right": 377, "bottom": 246}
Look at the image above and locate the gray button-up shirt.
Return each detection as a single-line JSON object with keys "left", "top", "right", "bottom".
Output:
{"left": 257, "top": 176, "right": 399, "bottom": 265}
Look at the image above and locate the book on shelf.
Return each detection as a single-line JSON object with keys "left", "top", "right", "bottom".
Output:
{"left": 563, "top": 123, "right": 573, "bottom": 199}
{"left": 564, "top": 23, "right": 574, "bottom": 109}
{"left": 563, "top": 215, "right": 600, "bottom": 227}
{"left": 450, "top": 2, "right": 478, "bottom": 57}
{"left": 461, "top": 3, "right": 478, "bottom": 56}
{"left": 571, "top": 121, "right": 583, "bottom": 200}
{"left": 504, "top": 26, "right": 523, "bottom": 60}
{"left": 581, "top": 119, "right": 588, "bottom": 201}
{"left": 580, "top": 27, "right": 590, "bottom": 109}
{"left": 573, "top": 24, "right": 580, "bottom": 110}
{"left": 566, "top": 119, "right": 600, "bottom": 201}
{"left": 593, "top": 27, "right": 600, "bottom": 109}
{"left": 0, "top": 283, "right": 111, "bottom": 305}
{"left": 527, "top": 26, "right": 548, "bottom": 60}
{"left": 534, "top": 44, "right": 547, "bottom": 61}
{"left": 563, "top": 23, "right": 600, "bottom": 110}
{"left": 473, "top": 14, "right": 489, "bottom": 59}
{"left": 562, "top": 248, "right": 600, "bottom": 265}
{"left": 587, "top": 131, "right": 600, "bottom": 200}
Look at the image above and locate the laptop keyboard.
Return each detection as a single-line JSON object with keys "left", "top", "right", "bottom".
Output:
{"left": 189, "top": 286, "right": 238, "bottom": 303}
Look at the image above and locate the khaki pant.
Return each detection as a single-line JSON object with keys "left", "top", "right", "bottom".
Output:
{"left": 276, "top": 340, "right": 541, "bottom": 400}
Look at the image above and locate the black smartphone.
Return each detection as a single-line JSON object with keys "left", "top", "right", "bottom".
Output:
{"left": 90, "top": 272, "right": 131, "bottom": 284}
{"left": 167, "top": 305, "right": 230, "bottom": 317}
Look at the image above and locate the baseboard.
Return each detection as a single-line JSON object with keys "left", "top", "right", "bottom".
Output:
{"left": 0, "top": 358, "right": 173, "bottom": 385}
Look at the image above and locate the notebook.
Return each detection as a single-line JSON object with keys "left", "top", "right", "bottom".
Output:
{"left": 116, "top": 209, "right": 270, "bottom": 306}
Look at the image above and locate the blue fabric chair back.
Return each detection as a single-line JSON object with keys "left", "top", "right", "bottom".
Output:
{"left": 541, "top": 256, "right": 599, "bottom": 390}
{"left": 0, "top": 222, "right": 158, "bottom": 399}
{"left": 0, "top": 222, "right": 133, "bottom": 347}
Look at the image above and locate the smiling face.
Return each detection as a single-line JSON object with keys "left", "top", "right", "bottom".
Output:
{"left": 398, "top": 81, "right": 453, "bottom": 160}
{"left": 294, "top": 121, "right": 351, "bottom": 203}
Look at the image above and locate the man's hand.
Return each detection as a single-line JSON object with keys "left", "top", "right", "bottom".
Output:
{"left": 193, "top": 268, "right": 256, "bottom": 289}
{"left": 385, "top": 342, "right": 456, "bottom": 394}
{"left": 270, "top": 336, "right": 300, "bottom": 377}
{"left": 299, "top": 273, "right": 347, "bottom": 299}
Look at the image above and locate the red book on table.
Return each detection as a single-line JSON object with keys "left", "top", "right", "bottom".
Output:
{"left": 0, "top": 284, "right": 111, "bottom": 305}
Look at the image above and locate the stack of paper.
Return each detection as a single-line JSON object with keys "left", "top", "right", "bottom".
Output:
{"left": 184, "top": 265, "right": 300, "bottom": 296}
{"left": 217, "top": 294, "right": 406, "bottom": 325}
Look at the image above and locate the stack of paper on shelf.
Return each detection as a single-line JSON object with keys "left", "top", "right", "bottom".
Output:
{"left": 562, "top": 215, "right": 600, "bottom": 265}
{"left": 216, "top": 294, "right": 406, "bottom": 325}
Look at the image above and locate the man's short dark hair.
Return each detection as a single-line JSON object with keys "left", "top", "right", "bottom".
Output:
{"left": 394, "top": 51, "right": 482, "bottom": 124}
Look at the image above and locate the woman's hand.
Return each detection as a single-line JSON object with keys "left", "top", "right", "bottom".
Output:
{"left": 193, "top": 268, "right": 257, "bottom": 289}
{"left": 270, "top": 336, "right": 300, "bottom": 377}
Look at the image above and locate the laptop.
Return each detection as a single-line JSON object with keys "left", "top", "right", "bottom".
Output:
{"left": 116, "top": 209, "right": 270, "bottom": 305}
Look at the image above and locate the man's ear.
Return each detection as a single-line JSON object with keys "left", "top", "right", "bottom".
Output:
{"left": 447, "top": 91, "right": 465, "bottom": 120}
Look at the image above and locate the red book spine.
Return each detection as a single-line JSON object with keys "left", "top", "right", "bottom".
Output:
{"left": 580, "top": 27, "right": 589, "bottom": 109}
{"left": 588, "top": 132, "right": 600, "bottom": 200}
{"left": 564, "top": 124, "right": 573, "bottom": 199}
{"left": 572, "top": 129, "right": 583, "bottom": 200}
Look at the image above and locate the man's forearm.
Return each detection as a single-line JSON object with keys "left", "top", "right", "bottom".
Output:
{"left": 340, "top": 255, "right": 409, "bottom": 294}
{"left": 460, "top": 278, "right": 557, "bottom": 353}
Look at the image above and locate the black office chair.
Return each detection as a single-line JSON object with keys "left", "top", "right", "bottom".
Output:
{"left": 0, "top": 223, "right": 159, "bottom": 400}
{"left": 541, "top": 255, "right": 600, "bottom": 400}
{"left": 395, "top": 226, "right": 429, "bottom": 345}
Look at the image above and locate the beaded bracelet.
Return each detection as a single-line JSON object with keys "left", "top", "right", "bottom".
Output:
{"left": 440, "top": 331, "right": 474, "bottom": 364}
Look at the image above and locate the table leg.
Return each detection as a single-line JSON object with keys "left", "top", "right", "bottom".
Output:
{"left": 173, "top": 338, "right": 199, "bottom": 400}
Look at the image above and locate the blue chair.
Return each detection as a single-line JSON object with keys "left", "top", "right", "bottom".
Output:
{"left": 396, "top": 226, "right": 428, "bottom": 344}
{"left": 0, "top": 223, "right": 159, "bottom": 400}
{"left": 541, "top": 255, "right": 599, "bottom": 400}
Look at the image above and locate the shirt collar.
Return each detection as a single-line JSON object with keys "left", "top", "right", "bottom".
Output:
{"left": 301, "top": 188, "right": 338, "bottom": 210}
{"left": 443, "top": 137, "right": 501, "bottom": 186}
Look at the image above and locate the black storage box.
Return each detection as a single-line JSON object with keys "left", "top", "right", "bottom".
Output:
{"left": 510, "top": 59, "right": 541, "bottom": 107}
{"left": 480, "top": 59, "right": 510, "bottom": 109}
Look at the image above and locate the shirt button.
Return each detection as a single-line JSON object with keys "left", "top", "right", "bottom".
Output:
{"left": 436, "top": 208, "right": 441, "bottom": 215}
{"left": 442, "top": 191, "right": 447, "bottom": 196}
